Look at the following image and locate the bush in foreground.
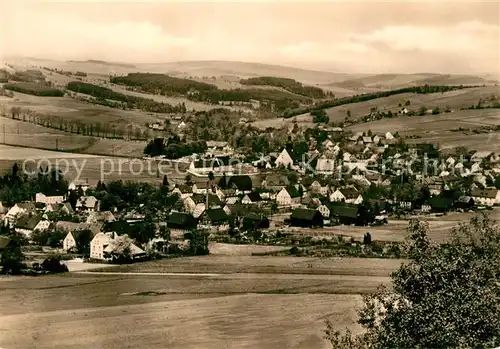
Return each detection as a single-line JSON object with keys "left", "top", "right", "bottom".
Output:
{"left": 326, "top": 214, "right": 500, "bottom": 349}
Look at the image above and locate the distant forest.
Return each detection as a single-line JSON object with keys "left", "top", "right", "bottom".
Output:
{"left": 111, "top": 73, "right": 313, "bottom": 113}
{"left": 66, "top": 81, "right": 186, "bottom": 113}
{"left": 240, "top": 76, "right": 332, "bottom": 99}
{"left": 4, "top": 83, "right": 64, "bottom": 97}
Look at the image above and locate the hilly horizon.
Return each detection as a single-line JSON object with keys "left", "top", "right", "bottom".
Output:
{"left": 2, "top": 56, "right": 498, "bottom": 98}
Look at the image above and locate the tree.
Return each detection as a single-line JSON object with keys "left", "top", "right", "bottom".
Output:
{"left": 326, "top": 215, "right": 500, "bottom": 348}
{"left": 186, "top": 230, "right": 209, "bottom": 256}
{"left": 432, "top": 106, "right": 440, "bottom": 115}
{"left": 162, "top": 175, "right": 169, "bottom": 187}
{"left": 311, "top": 109, "right": 329, "bottom": 123}
{"left": 1, "top": 235, "right": 25, "bottom": 274}
{"left": 418, "top": 105, "right": 427, "bottom": 116}
{"left": 75, "top": 229, "right": 94, "bottom": 256}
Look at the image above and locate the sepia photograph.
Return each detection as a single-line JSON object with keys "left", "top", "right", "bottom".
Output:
{"left": 0, "top": 0, "right": 499, "bottom": 348}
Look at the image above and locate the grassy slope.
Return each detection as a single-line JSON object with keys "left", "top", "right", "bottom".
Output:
{"left": 324, "top": 86, "right": 499, "bottom": 122}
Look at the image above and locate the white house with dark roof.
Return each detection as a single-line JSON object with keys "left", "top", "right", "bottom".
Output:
{"left": 90, "top": 232, "right": 117, "bottom": 260}
{"left": 62, "top": 231, "right": 77, "bottom": 252}
{"left": 276, "top": 186, "right": 302, "bottom": 207}
{"left": 471, "top": 188, "right": 500, "bottom": 206}
{"left": 4, "top": 202, "right": 36, "bottom": 226}
{"left": 76, "top": 196, "right": 99, "bottom": 212}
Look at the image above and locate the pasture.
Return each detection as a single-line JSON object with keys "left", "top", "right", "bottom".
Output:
{"left": 348, "top": 109, "right": 500, "bottom": 134}
{"left": 0, "top": 150, "right": 191, "bottom": 185}
{"left": 325, "top": 86, "right": 499, "bottom": 122}
{"left": 0, "top": 89, "right": 160, "bottom": 131}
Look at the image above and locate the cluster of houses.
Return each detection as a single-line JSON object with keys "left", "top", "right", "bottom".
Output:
{"left": 2, "top": 128, "right": 500, "bottom": 260}
{"left": 0, "top": 182, "right": 145, "bottom": 261}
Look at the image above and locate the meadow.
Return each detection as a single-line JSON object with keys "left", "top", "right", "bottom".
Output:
{"left": 0, "top": 89, "right": 160, "bottom": 132}
{"left": 325, "top": 86, "right": 499, "bottom": 122}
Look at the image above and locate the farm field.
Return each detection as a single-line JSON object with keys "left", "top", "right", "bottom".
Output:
{"left": 348, "top": 109, "right": 500, "bottom": 134}
{"left": 0, "top": 253, "right": 402, "bottom": 349}
{"left": 0, "top": 151, "right": 190, "bottom": 185}
{"left": 0, "top": 89, "right": 160, "bottom": 131}
{"left": 406, "top": 131, "right": 500, "bottom": 152}
{"left": 0, "top": 115, "right": 159, "bottom": 157}
{"left": 0, "top": 115, "right": 95, "bottom": 151}
{"left": 325, "top": 86, "right": 499, "bottom": 122}
{"left": 347, "top": 108, "right": 500, "bottom": 151}
{"left": 99, "top": 255, "right": 403, "bottom": 276}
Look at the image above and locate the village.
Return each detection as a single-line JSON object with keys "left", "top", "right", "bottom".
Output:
{"left": 1, "top": 126, "right": 500, "bottom": 269}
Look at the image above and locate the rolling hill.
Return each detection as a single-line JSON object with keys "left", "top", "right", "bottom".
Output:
{"left": 328, "top": 73, "right": 498, "bottom": 91}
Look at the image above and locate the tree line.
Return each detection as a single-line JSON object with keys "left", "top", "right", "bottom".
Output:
{"left": 2, "top": 106, "right": 154, "bottom": 141}
{"left": 144, "top": 136, "right": 208, "bottom": 159}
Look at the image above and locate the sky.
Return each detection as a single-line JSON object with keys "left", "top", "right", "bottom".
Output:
{"left": 1, "top": 0, "right": 499, "bottom": 75}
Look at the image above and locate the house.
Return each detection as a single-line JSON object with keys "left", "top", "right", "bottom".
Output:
{"left": 471, "top": 151, "right": 500, "bottom": 163}
{"left": 426, "top": 197, "right": 454, "bottom": 213}
{"left": 322, "top": 139, "right": 335, "bottom": 149}
{"left": 167, "top": 212, "right": 198, "bottom": 238}
{"left": 202, "top": 208, "right": 229, "bottom": 231}
{"left": 471, "top": 188, "right": 500, "bottom": 206}
{"left": 261, "top": 174, "right": 289, "bottom": 190}
{"left": 171, "top": 184, "right": 193, "bottom": 199}
{"left": 68, "top": 180, "right": 89, "bottom": 193}
{"left": 62, "top": 231, "right": 77, "bottom": 252}
{"left": 45, "top": 202, "right": 75, "bottom": 215}
{"left": 76, "top": 196, "right": 99, "bottom": 212}
{"left": 352, "top": 174, "right": 371, "bottom": 188}
{"left": 242, "top": 192, "right": 263, "bottom": 205}
{"left": 219, "top": 175, "right": 253, "bottom": 194}
{"left": 275, "top": 148, "right": 294, "bottom": 168}
{"left": 177, "top": 121, "right": 187, "bottom": 130}
{"left": 103, "top": 235, "right": 146, "bottom": 260}
{"left": 372, "top": 135, "right": 381, "bottom": 144}
{"left": 329, "top": 188, "right": 363, "bottom": 205}
{"left": 385, "top": 132, "right": 394, "bottom": 140}
{"left": 362, "top": 136, "right": 373, "bottom": 144}
{"left": 35, "top": 192, "right": 64, "bottom": 205}
{"left": 290, "top": 208, "right": 324, "bottom": 228}
{"left": 310, "top": 181, "right": 329, "bottom": 196}
{"left": 14, "top": 214, "right": 45, "bottom": 238}
{"left": 192, "top": 181, "right": 211, "bottom": 194}
{"left": 242, "top": 213, "right": 270, "bottom": 230}
{"left": 276, "top": 186, "right": 302, "bottom": 206}
{"left": 316, "top": 158, "right": 336, "bottom": 174}
{"left": 90, "top": 232, "right": 116, "bottom": 260}
{"left": 317, "top": 204, "right": 330, "bottom": 218}
{"left": 188, "top": 158, "right": 225, "bottom": 175}
{"left": 330, "top": 205, "right": 360, "bottom": 225}
{"left": 86, "top": 211, "right": 115, "bottom": 224}
{"left": 4, "top": 202, "right": 35, "bottom": 226}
